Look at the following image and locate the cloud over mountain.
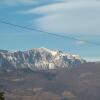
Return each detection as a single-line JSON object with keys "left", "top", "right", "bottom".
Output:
{"left": 27, "top": 0, "right": 100, "bottom": 36}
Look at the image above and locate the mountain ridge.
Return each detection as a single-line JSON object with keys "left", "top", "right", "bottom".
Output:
{"left": 0, "top": 47, "right": 85, "bottom": 71}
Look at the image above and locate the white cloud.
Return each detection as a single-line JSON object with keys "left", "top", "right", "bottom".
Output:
{"left": 28, "top": 0, "right": 100, "bottom": 14}
{"left": 26, "top": 0, "right": 100, "bottom": 37}
{"left": 76, "top": 41, "right": 85, "bottom": 45}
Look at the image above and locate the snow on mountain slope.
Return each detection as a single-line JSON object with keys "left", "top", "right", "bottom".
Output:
{"left": 0, "top": 48, "right": 85, "bottom": 70}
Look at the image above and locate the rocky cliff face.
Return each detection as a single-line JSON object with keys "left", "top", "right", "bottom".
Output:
{"left": 0, "top": 48, "right": 84, "bottom": 70}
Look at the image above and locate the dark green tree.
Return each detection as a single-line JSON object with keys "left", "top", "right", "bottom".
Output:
{"left": 0, "top": 92, "right": 5, "bottom": 100}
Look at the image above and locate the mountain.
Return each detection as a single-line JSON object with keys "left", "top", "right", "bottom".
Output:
{"left": 0, "top": 47, "right": 84, "bottom": 71}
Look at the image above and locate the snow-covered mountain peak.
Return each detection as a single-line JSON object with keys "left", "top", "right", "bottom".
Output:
{"left": 0, "top": 48, "right": 85, "bottom": 70}
{"left": 72, "top": 55, "right": 81, "bottom": 60}
{"left": 40, "top": 47, "right": 58, "bottom": 56}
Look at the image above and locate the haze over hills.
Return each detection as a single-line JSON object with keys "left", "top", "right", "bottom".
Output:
{"left": 0, "top": 47, "right": 84, "bottom": 71}
{"left": 0, "top": 62, "right": 100, "bottom": 100}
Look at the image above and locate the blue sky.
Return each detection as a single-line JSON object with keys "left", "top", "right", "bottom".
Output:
{"left": 0, "top": 0, "right": 100, "bottom": 61}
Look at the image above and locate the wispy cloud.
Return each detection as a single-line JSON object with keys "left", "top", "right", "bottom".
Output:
{"left": 0, "top": 0, "right": 38, "bottom": 6}
{"left": 0, "top": 0, "right": 63, "bottom": 6}
{"left": 23, "top": 0, "right": 100, "bottom": 37}
{"left": 76, "top": 41, "right": 85, "bottom": 45}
